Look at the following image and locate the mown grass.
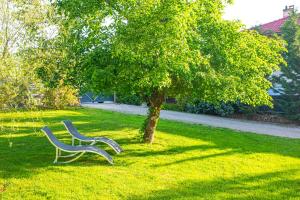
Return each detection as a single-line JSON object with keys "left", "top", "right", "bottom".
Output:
{"left": 0, "top": 108, "right": 299, "bottom": 200}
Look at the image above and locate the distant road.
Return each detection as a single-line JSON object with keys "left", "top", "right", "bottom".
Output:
{"left": 82, "top": 103, "right": 300, "bottom": 139}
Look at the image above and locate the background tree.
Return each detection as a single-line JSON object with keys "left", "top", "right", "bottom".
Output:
{"left": 0, "top": 0, "right": 48, "bottom": 110}
{"left": 0, "top": 57, "right": 44, "bottom": 109}
{"left": 0, "top": 0, "right": 48, "bottom": 58}
{"left": 275, "top": 11, "right": 300, "bottom": 120}
{"left": 31, "top": 0, "right": 111, "bottom": 92}
{"left": 56, "top": 0, "right": 285, "bottom": 143}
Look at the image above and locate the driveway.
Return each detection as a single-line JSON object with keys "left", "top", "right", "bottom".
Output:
{"left": 82, "top": 103, "right": 300, "bottom": 139}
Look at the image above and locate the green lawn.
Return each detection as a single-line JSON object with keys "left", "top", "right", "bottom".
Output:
{"left": 0, "top": 108, "right": 299, "bottom": 200}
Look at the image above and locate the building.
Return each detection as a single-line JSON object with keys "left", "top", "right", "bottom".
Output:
{"left": 256, "top": 5, "right": 299, "bottom": 97}
{"left": 259, "top": 5, "right": 300, "bottom": 35}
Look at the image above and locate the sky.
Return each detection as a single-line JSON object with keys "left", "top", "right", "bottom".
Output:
{"left": 224, "top": 0, "right": 300, "bottom": 28}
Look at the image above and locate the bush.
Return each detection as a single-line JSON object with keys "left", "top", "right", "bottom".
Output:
{"left": 232, "top": 102, "right": 259, "bottom": 115}
{"left": 0, "top": 58, "right": 43, "bottom": 110}
{"left": 116, "top": 93, "right": 143, "bottom": 106}
{"left": 185, "top": 101, "right": 235, "bottom": 117}
{"left": 42, "top": 83, "right": 79, "bottom": 109}
{"left": 162, "top": 103, "right": 185, "bottom": 112}
{"left": 275, "top": 95, "right": 300, "bottom": 120}
{"left": 163, "top": 97, "right": 296, "bottom": 121}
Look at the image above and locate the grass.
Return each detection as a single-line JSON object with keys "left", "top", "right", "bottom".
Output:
{"left": 0, "top": 108, "right": 299, "bottom": 200}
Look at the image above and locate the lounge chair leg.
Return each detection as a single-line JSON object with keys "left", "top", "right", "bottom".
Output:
{"left": 56, "top": 152, "right": 86, "bottom": 164}
{"left": 54, "top": 148, "right": 59, "bottom": 164}
{"left": 59, "top": 152, "right": 81, "bottom": 158}
{"left": 53, "top": 150, "right": 85, "bottom": 164}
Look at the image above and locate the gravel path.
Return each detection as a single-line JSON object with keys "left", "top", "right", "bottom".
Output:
{"left": 82, "top": 103, "right": 300, "bottom": 139}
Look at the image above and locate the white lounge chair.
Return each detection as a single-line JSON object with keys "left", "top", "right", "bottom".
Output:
{"left": 41, "top": 126, "right": 113, "bottom": 164}
{"left": 62, "top": 120, "right": 123, "bottom": 154}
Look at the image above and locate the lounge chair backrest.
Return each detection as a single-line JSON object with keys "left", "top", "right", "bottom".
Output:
{"left": 41, "top": 126, "right": 69, "bottom": 150}
{"left": 62, "top": 120, "right": 90, "bottom": 140}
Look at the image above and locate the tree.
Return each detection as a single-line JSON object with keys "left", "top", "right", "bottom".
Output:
{"left": 275, "top": 12, "right": 300, "bottom": 120}
{"left": 0, "top": 57, "right": 44, "bottom": 109}
{"left": 0, "top": 0, "right": 48, "bottom": 58}
{"left": 30, "top": 0, "right": 110, "bottom": 91}
{"left": 56, "top": 0, "right": 285, "bottom": 143}
{"left": 0, "top": 0, "right": 48, "bottom": 110}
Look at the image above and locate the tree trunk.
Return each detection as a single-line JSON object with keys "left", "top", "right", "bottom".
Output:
{"left": 143, "top": 90, "right": 164, "bottom": 143}
{"left": 2, "top": 0, "right": 10, "bottom": 59}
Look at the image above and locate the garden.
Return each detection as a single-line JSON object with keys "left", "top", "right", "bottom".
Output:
{"left": 0, "top": 0, "right": 300, "bottom": 199}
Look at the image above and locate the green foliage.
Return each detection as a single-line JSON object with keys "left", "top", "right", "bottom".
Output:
{"left": 163, "top": 101, "right": 235, "bottom": 117}
{"left": 185, "top": 101, "right": 235, "bottom": 117}
{"left": 162, "top": 103, "right": 185, "bottom": 112}
{"left": 50, "top": 0, "right": 286, "bottom": 142}
{"left": 42, "top": 81, "right": 79, "bottom": 109}
{"left": 106, "top": 1, "right": 284, "bottom": 106}
{"left": 0, "top": 57, "right": 43, "bottom": 110}
{"left": 54, "top": 0, "right": 285, "bottom": 106}
{"left": 32, "top": 1, "right": 111, "bottom": 91}
{"left": 0, "top": 0, "right": 48, "bottom": 58}
{"left": 0, "top": 0, "right": 55, "bottom": 111}
{"left": 197, "top": 21, "right": 286, "bottom": 106}
{"left": 275, "top": 12, "right": 300, "bottom": 120}
{"left": 163, "top": 100, "right": 278, "bottom": 117}
{"left": 116, "top": 92, "right": 143, "bottom": 106}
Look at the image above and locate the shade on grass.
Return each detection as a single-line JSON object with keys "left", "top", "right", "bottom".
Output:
{"left": 0, "top": 108, "right": 299, "bottom": 199}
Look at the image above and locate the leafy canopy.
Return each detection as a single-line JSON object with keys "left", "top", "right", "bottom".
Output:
{"left": 41, "top": 0, "right": 287, "bottom": 143}
{"left": 52, "top": 0, "right": 285, "bottom": 107}
{"left": 0, "top": 0, "right": 49, "bottom": 110}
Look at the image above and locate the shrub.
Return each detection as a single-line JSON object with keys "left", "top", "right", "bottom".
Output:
{"left": 162, "top": 103, "right": 185, "bottom": 112}
{"left": 232, "top": 102, "right": 259, "bottom": 115}
{"left": 116, "top": 93, "right": 143, "bottom": 106}
{"left": 42, "top": 83, "right": 79, "bottom": 109}
{"left": 185, "top": 101, "right": 235, "bottom": 117}
{"left": 0, "top": 58, "right": 43, "bottom": 110}
{"left": 275, "top": 95, "right": 300, "bottom": 120}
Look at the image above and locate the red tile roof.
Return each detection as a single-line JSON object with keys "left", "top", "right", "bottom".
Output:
{"left": 260, "top": 16, "right": 300, "bottom": 33}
